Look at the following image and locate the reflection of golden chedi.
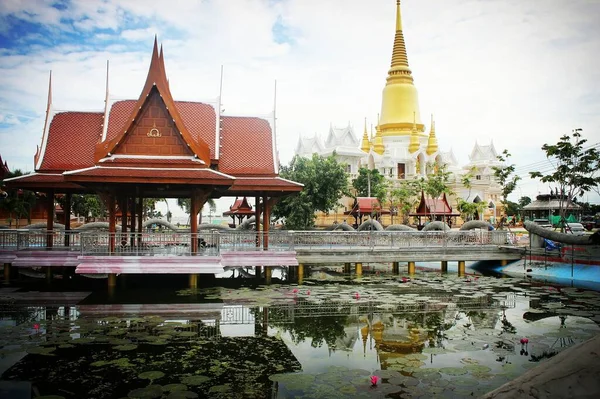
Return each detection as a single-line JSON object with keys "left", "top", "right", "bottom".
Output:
{"left": 373, "top": 321, "right": 425, "bottom": 355}
{"left": 379, "top": 0, "right": 425, "bottom": 137}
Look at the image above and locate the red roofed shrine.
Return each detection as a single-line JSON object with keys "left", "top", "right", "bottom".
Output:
{"left": 223, "top": 196, "right": 254, "bottom": 228}
{"left": 344, "top": 197, "right": 388, "bottom": 227}
{"left": 410, "top": 192, "right": 459, "bottom": 227}
{"left": 4, "top": 37, "right": 303, "bottom": 259}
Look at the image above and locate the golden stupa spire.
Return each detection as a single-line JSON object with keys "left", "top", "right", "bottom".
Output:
{"left": 379, "top": 0, "right": 424, "bottom": 137}
{"left": 360, "top": 117, "right": 371, "bottom": 153}
{"left": 426, "top": 114, "right": 439, "bottom": 155}
{"left": 373, "top": 113, "right": 385, "bottom": 155}
{"left": 408, "top": 111, "right": 420, "bottom": 153}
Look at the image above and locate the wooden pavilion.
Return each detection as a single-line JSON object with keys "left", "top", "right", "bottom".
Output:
{"left": 344, "top": 197, "right": 388, "bottom": 228}
{"left": 4, "top": 38, "right": 303, "bottom": 257}
{"left": 222, "top": 196, "right": 254, "bottom": 228}
{"left": 409, "top": 192, "right": 459, "bottom": 228}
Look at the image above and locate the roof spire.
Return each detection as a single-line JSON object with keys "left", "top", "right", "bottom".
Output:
{"left": 426, "top": 114, "right": 438, "bottom": 155}
{"left": 391, "top": 0, "right": 409, "bottom": 68}
{"left": 396, "top": 0, "right": 402, "bottom": 31}
{"left": 408, "top": 111, "right": 420, "bottom": 154}
{"left": 46, "top": 70, "right": 52, "bottom": 112}
{"left": 101, "top": 60, "right": 110, "bottom": 142}
{"left": 360, "top": 117, "right": 371, "bottom": 153}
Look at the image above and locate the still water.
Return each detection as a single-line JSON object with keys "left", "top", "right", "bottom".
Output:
{"left": 1, "top": 268, "right": 599, "bottom": 399}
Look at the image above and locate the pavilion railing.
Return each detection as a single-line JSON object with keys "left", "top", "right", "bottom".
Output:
{"left": 0, "top": 229, "right": 517, "bottom": 255}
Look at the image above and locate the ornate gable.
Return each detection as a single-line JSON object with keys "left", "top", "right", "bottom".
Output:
{"left": 95, "top": 37, "right": 211, "bottom": 165}
{"left": 111, "top": 89, "right": 193, "bottom": 157}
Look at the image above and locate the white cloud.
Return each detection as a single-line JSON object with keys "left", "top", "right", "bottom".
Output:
{"left": 0, "top": 0, "right": 599, "bottom": 212}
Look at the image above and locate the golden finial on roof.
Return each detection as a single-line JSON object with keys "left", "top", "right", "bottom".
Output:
{"left": 408, "top": 111, "right": 420, "bottom": 154}
{"left": 426, "top": 114, "right": 439, "bottom": 155}
{"left": 360, "top": 117, "right": 371, "bottom": 153}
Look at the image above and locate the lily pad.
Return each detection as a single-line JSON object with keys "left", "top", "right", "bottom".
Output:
{"left": 180, "top": 375, "right": 210, "bottom": 386}
{"left": 167, "top": 392, "right": 198, "bottom": 399}
{"left": 114, "top": 344, "right": 138, "bottom": 351}
{"left": 162, "top": 384, "right": 188, "bottom": 392}
{"left": 128, "top": 385, "right": 163, "bottom": 399}
{"left": 138, "top": 371, "right": 165, "bottom": 380}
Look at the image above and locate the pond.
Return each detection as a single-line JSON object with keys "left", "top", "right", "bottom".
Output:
{"left": 1, "top": 271, "right": 599, "bottom": 399}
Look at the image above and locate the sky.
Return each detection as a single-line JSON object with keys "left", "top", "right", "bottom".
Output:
{"left": 0, "top": 0, "right": 599, "bottom": 217}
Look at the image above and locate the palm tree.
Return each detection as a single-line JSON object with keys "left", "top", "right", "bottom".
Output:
{"left": 177, "top": 198, "right": 216, "bottom": 226}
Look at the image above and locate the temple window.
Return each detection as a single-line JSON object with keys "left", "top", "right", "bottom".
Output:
{"left": 476, "top": 175, "right": 481, "bottom": 180}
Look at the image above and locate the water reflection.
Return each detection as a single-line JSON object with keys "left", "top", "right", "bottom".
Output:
{"left": 0, "top": 276, "right": 599, "bottom": 398}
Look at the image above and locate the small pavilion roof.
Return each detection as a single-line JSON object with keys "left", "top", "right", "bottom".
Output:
{"left": 410, "top": 192, "right": 459, "bottom": 216}
{"left": 344, "top": 197, "right": 388, "bottom": 216}
{"left": 223, "top": 196, "right": 254, "bottom": 217}
{"left": 3, "top": 173, "right": 87, "bottom": 191}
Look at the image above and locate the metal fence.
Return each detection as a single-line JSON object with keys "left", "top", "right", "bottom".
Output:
{"left": 0, "top": 229, "right": 516, "bottom": 255}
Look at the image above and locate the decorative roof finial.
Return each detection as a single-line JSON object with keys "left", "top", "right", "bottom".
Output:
{"left": 426, "top": 114, "right": 438, "bottom": 155}
{"left": 408, "top": 111, "right": 420, "bottom": 154}
{"left": 396, "top": 0, "right": 402, "bottom": 31}
{"left": 360, "top": 117, "right": 371, "bottom": 153}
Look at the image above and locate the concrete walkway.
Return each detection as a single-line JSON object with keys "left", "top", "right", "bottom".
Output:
{"left": 481, "top": 334, "right": 600, "bottom": 398}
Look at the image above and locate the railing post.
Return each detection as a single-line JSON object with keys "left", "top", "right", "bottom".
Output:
{"left": 215, "top": 230, "right": 220, "bottom": 255}
{"left": 288, "top": 231, "right": 294, "bottom": 251}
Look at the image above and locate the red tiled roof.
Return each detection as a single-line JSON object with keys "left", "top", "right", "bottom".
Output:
{"left": 228, "top": 177, "right": 303, "bottom": 193}
{"left": 106, "top": 100, "right": 135, "bottom": 142}
{"left": 2, "top": 173, "right": 84, "bottom": 190}
{"left": 356, "top": 197, "right": 382, "bottom": 213}
{"left": 219, "top": 116, "right": 275, "bottom": 175}
{"left": 39, "top": 112, "right": 103, "bottom": 171}
{"left": 64, "top": 166, "right": 234, "bottom": 185}
{"left": 99, "top": 157, "right": 204, "bottom": 167}
{"left": 176, "top": 101, "right": 216, "bottom": 159}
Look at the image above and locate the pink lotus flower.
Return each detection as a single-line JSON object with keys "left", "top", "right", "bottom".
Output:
{"left": 370, "top": 375, "right": 379, "bottom": 386}
{"left": 306, "top": 290, "right": 311, "bottom": 295}
{"left": 292, "top": 288, "right": 299, "bottom": 294}
{"left": 520, "top": 338, "right": 529, "bottom": 344}
{"left": 354, "top": 292, "right": 360, "bottom": 299}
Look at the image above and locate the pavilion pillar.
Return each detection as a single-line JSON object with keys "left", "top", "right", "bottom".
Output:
{"left": 190, "top": 191, "right": 199, "bottom": 254}
{"left": 130, "top": 198, "right": 136, "bottom": 247}
{"left": 500, "top": 259, "right": 508, "bottom": 266}
{"left": 344, "top": 263, "right": 351, "bottom": 274}
{"left": 355, "top": 262, "right": 363, "bottom": 277}
{"left": 189, "top": 274, "right": 198, "bottom": 289}
{"left": 392, "top": 262, "right": 400, "bottom": 274}
{"left": 255, "top": 196, "right": 262, "bottom": 280}
{"left": 46, "top": 189, "right": 54, "bottom": 248}
{"left": 46, "top": 267, "right": 52, "bottom": 284}
{"left": 108, "top": 273, "right": 116, "bottom": 297}
{"left": 263, "top": 195, "right": 271, "bottom": 284}
{"left": 408, "top": 261, "right": 416, "bottom": 275}
{"left": 63, "top": 193, "right": 71, "bottom": 248}
{"left": 298, "top": 264, "right": 304, "bottom": 285}
{"left": 137, "top": 196, "right": 143, "bottom": 247}
{"left": 441, "top": 261, "right": 448, "bottom": 273}
{"left": 3, "top": 263, "right": 11, "bottom": 285}
{"left": 458, "top": 261, "right": 466, "bottom": 277}
{"left": 108, "top": 194, "right": 116, "bottom": 254}
{"left": 120, "top": 196, "right": 128, "bottom": 248}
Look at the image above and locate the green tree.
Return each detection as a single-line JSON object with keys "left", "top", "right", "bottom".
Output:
{"left": 352, "top": 167, "right": 387, "bottom": 204}
{"left": 389, "top": 180, "right": 421, "bottom": 224}
{"left": 530, "top": 130, "right": 600, "bottom": 226}
{"left": 492, "top": 150, "right": 520, "bottom": 229}
{"left": 420, "top": 162, "right": 453, "bottom": 220}
{"left": 57, "top": 194, "right": 105, "bottom": 222}
{"left": 273, "top": 154, "right": 349, "bottom": 230}
{"left": 1, "top": 169, "right": 37, "bottom": 227}
{"left": 518, "top": 196, "right": 532, "bottom": 209}
{"left": 456, "top": 166, "right": 481, "bottom": 221}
